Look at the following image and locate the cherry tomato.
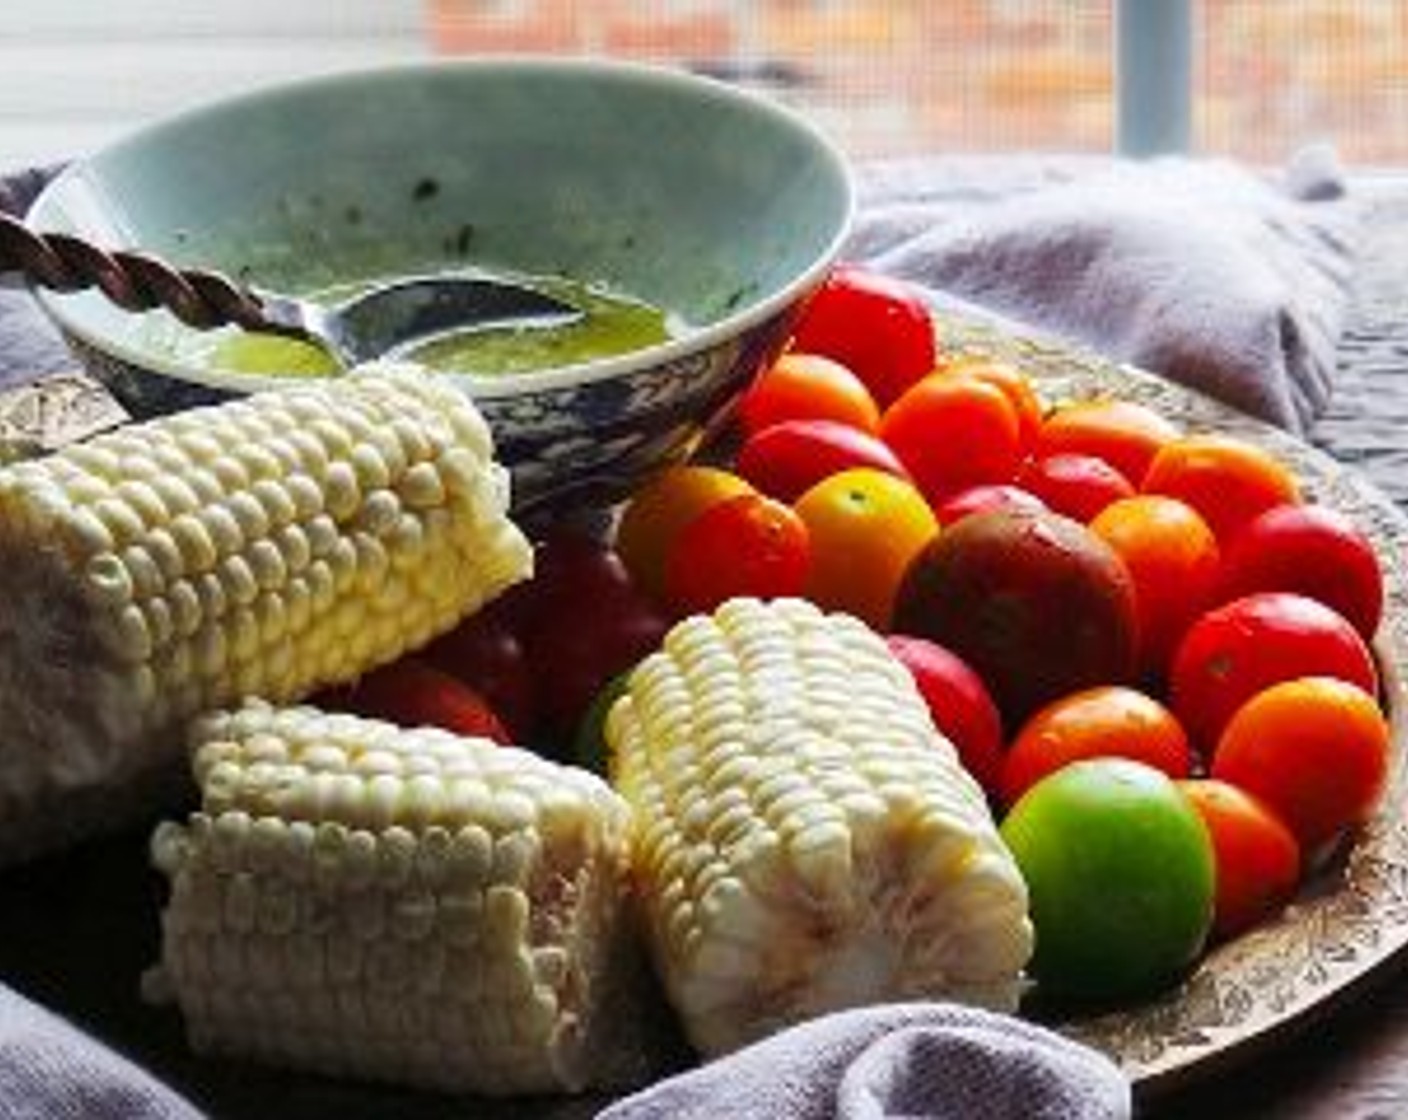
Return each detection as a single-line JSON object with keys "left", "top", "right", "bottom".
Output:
{"left": 941, "top": 356, "right": 1044, "bottom": 453}
{"left": 794, "top": 467, "right": 938, "bottom": 631}
{"left": 1089, "top": 495, "right": 1222, "bottom": 681}
{"left": 663, "top": 493, "right": 810, "bottom": 616}
{"left": 321, "top": 657, "right": 511, "bottom": 743}
{"left": 879, "top": 374, "right": 1023, "bottom": 503}
{"left": 887, "top": 635, "right": 1005, "bottom": 801}
{"left": 1036, "top": 399, "right": 1181, "bottom": 487}
{"left": 1142, "top": 433, "right": 1301, "bottom": 544}
{"left": 615, "top": 466, "right": 755, "bottom": 603}
{"left": 1169, "top": 592, "right": 1379, "bottom": 757}
{"left": 739, "top": 352, "right": 880, "bottom": 436}
{"left": 502, "top": 524, "right": 640, "bottom": 635}
{"left": 421, "top": 611, "right": 536, "bottom": 740}
{"left": 522, "top": 596, "right": 668, "bottom": 749}
{"left": 933, "top": 483, "right": 1048, "bottom": 527}
{"left": 1178, "top": 778, "right": 1301, "bottom": 940}
{"left": 1000, "top": 759, "right": 1215, "bottom": 1003}
{"left": 1000, "top": 685, "right": 1192, "bottom": 810}
{"left": 736, "top": 418, "right": 911, "bottom": 503}
{"left": 790, "top": 264, "right": 937, "bottom": 407}
{"left": 1212, "top": 676, "right": 1390, "bottom": 857}
{"left": 1016, "top": 453, "right": 1136, "bottom": 523}
{"left": 1218, "top": 502, "right": 1384, "bottom": 642}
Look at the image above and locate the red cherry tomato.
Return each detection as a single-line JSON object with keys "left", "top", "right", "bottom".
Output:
{"left": 739, "top": 352, "right": 881, "bottom": 436}
{"left": 1218, "top": 503, "right": 1384, "bottom": 642}
{"left": 664, "top": 493, "right": 811, "bottom": 617}
{"left": 790, "top": 264, "right": 937, "bottom": 408}
{"left": 736, "top": 418, "right": 912, "bottom": 503}
{"left": 886, "top": 635, "right": 1005, "bottom": 801}
{"left": 1016, "top": 453, "right": 1137, "bottom": 523}
{"left": 1178, "top": 779, "right": 1301, "bottom": 940}
{"left": 321, "top": 657, "right": 512, "bottom": 743}
{"left": 1169, "top": 592, "right": 1379, "bottom": 757}
{"left": 421, "top": 611, "right": 536, "bottom": 740}
{"left": 933, "top": 483, "right": 1048, "bottom": 527}
{"left": 494, "top": 524, "right": 639, "bottom": 635}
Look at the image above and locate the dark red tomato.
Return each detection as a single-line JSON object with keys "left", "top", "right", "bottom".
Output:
{"left": 790, "top": 263, "right": 937, "bottom": 408}
{"left": 490, "top": 524, "right": 639, "bottom": 636}
{"left": 664, "top": 493, "right": 810, "bottom": 616}
{"left": 1218, "top": 503, "right": 1384, "bottom": 642}
{"left": 1016, "top": 453, "right": 1137, "bottom": 523}
{"left": 421, "top": 611, "right": 536, "bottom": 740}
{"left": 736, "top": 418, "right": 912, "bottom": 504}
{"left": 1168, "top": 592, "right": 1379, "bottom": 757}
{"left": 933, "top": 483, "right": 1048, "bottom": 527}
{"left": 321, "top": 657, "right": 511, "bottom": 743}
{"left": 523, "top": 599, "right": 668, "bottom": 750}
{"left": 886, "top": 635, "right": 1005, "bottom": 801}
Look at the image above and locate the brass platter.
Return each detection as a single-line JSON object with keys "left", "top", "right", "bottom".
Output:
{"left": 939, "top": 310, "right": 1408, "bottom": 1105}
{"left": 3, "top": 306, "right": 1407, "bottom": 1109}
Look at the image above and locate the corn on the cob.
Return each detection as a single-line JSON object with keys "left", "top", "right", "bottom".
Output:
{"left": 606, "top": 597, "right": 1033, "bottom": 1057}
{"left": 0, "top": 367, "right": 530, "bottom": 863}
{"left": 147, "top": 699, "right": 645, "bottom": 1096}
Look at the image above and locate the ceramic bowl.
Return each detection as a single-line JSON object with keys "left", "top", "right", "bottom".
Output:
{"left": 26, "top": 58, "right": 853, "bottom": 516}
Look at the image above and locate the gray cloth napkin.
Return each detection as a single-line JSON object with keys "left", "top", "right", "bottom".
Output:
{"left": 595, "top": 1003, "right": 1131, "bottom": 1120}
{"left": 846, "top": 147, "right": 1360, "bottom": 433}
{"left": 0, "top": 983, "right": 204, "bottom": 1119}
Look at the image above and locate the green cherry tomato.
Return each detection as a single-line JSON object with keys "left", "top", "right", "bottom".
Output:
{"left": 999, "top": 758, "right": 1216, "bottom": 1005}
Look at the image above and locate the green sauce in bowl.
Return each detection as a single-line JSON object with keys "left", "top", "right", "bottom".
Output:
{"left": 140, "top": 272, "right": 679, "bottom": 379}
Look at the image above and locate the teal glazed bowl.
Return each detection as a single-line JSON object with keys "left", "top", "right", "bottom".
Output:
{"left": 27, "top": 58, "right": 853, "bottom": 517}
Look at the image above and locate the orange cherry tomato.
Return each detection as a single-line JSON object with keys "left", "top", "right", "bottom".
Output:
{"left": 1000, "top": 685, "right": 1193, "bottom": 810}
{"left": 1089, "top": 495, "right": 1222, "bottom": 681}
{"left": 1178, "top": 778, "right": 1301, "bottom": 940}
{"left": 941, "top": 356, "right": 1044, "bottom": 453}
{"left": 1218, "top": 502, "right": 1384, "bottom": 642}
{"left": 1169, "top": 592, "right": 1379, "bottom": 758}
{"left": 739, "top": 352, "right": 881, "bottom": 436}
{"left": 1141, "top": 433, "right": 1301, "bottom": 544}
{"left": 879, "top": 374, "right": 1023, "bottom": 503}
{"left": 663, "top": 492, "right": 810, "bottom": 617}
{"left": 1036, "top": 398, "right": 1182, "bottom": 487}
{"left": 1211, "top": 676, "right": 1390, "bottom": 858}
{"left": 1016, "top": 452, "right": 1136, "bottom": 523}
{"left": 615, "top": 466, "right": 755, "bottom": 602}
{"left": 793, "top": 467, "right": 938, "bottom": 631}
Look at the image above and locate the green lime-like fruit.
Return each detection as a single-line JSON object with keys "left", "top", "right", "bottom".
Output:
{"left": 1000, "top": 757, "right": 1215, "bottom": 1005}
{"left": 572, "top": 670, "right": 633, "bottom": 776}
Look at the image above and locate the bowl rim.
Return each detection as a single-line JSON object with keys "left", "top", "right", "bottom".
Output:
{"left": 29, "top": 55, "right": 856, "bottom": 400}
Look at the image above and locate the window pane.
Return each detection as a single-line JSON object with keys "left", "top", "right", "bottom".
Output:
{"left": 428, "top": 1, "right": 1116, "bottom": 158}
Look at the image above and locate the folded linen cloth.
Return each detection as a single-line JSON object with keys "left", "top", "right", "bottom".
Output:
{"left": 846, "top": 147, "right": 1361, "bottom": 433}
{"left": 0, "top": 982, "right": 204, "bottom": 1119}
{"left": 595, "top": 1003, "right": 1130, "bottom": 1120}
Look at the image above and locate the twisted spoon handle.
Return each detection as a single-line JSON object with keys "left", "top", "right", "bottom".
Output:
{"left": 0, "top": 211, "right": 268, "bottom": 332}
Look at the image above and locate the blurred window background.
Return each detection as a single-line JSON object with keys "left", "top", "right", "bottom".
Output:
{"left": 2, "top": 1, "right": 1406, "bottom": 170}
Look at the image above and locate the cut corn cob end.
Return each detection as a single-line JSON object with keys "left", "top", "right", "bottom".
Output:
{"left": 147, "top": 699, "right": 653, "bottom": 1096}
{"left": 607, "top": 597, "right": 1034, "bottom": 1057}
{"left": 0, "top": 367, "right": 531, "bottom": 864}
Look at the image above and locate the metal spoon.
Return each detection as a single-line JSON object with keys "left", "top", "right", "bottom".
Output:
{"left": 0, "top": 211, "right": 581, "bottom": 369}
